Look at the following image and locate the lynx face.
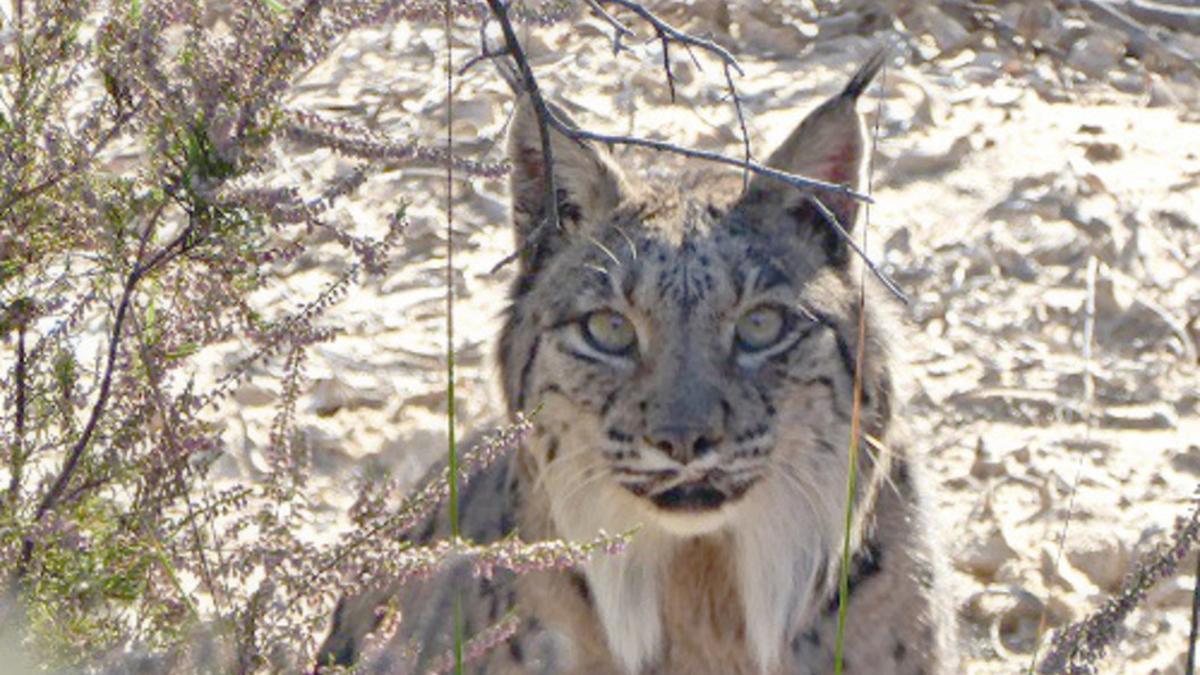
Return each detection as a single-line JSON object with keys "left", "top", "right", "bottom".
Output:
{"left": 508, "top": 204, "right": 872, "bottom": 537}
{"left": 499, "top": 65, "right": 893, "bottom": 541}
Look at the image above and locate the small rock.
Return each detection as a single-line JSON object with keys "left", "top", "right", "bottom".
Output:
{"left": 883, "top": 136, "right": 971, "bottom": 184}
{"left": 233, "top": 381, "right": 276, "bottom": 407}
{"left": 1084, "top": 142, "right": 1123, "bottom": 163}
{"left": 1146, "top": 575, "right": 1195, "bottom": 608}
{"left": 1149, "top": 73, "right": 1181, "bottom": 107}
{"left": 1172, "top": 446, "right": 1200, "bottom": 475}
{"left": 1016, "top": 1, "right": 1064, "bottom": 46}
{"left": 1099, "top": 404, "right": 1177, "bottom": 430}
{"left": 962, "top": 587, "right": 1069, "bottom": 655}
{"left": 1066, "top": 531, "right": 1131, "bottom": 591}
{"left": 308, "top": 376, "right": 392, "bottom": 417}
{"left": 1067, "top": 33, "right": 1126, "bottom": 79}
{"left": 970, "top": 438, "right": 1008, "bottom": 479}
{"left": 955, "top": 526, "right": 1018, "bottom": 579}
{"left": 920, "top": 5, "right": 972, "bottom": 54}
{"left": 1110, "top": 71, "right": 1147, "bottom": 95}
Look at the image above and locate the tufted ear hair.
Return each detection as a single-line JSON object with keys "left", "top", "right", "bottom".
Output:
{"left": 507, "top": 96, "right": 629, "bottom": 270}
{"left": 732, "top": 50, "right": 885, "bottom": 267}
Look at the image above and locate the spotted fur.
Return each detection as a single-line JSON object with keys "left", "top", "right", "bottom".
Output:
{"left": 319, "top": 54, "right": 957, "bottom": 674}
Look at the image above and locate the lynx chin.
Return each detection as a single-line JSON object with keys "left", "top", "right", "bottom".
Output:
{"left": 319, "top": 52, "right": 958, "bottom": 675}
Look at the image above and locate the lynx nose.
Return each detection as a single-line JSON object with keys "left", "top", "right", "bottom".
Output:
{"left": 644, "top": 426, "right": 723, "bottom": 464}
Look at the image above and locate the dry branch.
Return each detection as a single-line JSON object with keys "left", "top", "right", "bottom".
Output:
{"left": 1080, "top": 0, "right": 1200, "bottom": 75}
{"left": 1113, "top": 0, "right": 1200, "bottom": 34}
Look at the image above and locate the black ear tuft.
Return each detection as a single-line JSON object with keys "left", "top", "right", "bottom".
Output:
{"left": 839, "top": 48, "right": 887, "bottom": 101}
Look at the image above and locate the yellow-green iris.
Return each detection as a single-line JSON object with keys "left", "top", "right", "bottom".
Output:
{"left": 584, "top": 310, "right": 637, "bottom": 354}
{"left": 735, "top": 305, "right": 786, "bottom": 351}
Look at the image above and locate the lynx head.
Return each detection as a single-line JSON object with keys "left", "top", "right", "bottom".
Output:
{"left": 498, "top": 57, "right": 894, "bottom": 543}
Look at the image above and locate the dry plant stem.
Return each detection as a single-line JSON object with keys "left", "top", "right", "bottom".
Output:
{"left": 7, "top": 325, "right": 28, "bottom": 510}
{"left": 443, "top": 1, "right": 465, "bottom": 672}
{"left": 1189, "top": 548, "right": 1200, "bottom": 674}
{"left": 16, "top": 204, "right": 181, "bottom": 579}
{"left": 486, "top": 0, "right": 561, "bottom": 254}
{"left": 1079, "top": 0, "right": 1200, "bottom": 75}
{"left": 1030, "top": 256, "right": 1099, "bottom": 672}
{"left": 1114, "top": 0, "right": 1200, "bottom": 33}
{"left": 583, "top": 0, "right": 634, "bottom": 51}
{"left": 595, "top": 0, "right": 744, "bottom": 77}
{"left": 1038, "top": 493, "right": 1200, "bottom": 672}
{"left": 596, "top": 0, "right": 752, "bottom": 182}
{"left": 128, "top": 310, "right": 227, "bottom": 620}
{"left": 809, "top": 197, "right": 908, "bottom": 303}
{"left": 724, "top": 63, "right": 753, "bottom": 191}
{"left": 553, "top": 112, "right": 873, "bottom": 202}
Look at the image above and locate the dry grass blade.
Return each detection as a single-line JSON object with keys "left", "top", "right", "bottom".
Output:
{"left": 833, "top": 50, "right": 888, "bottom": 674}
{"left": 1029, "top": 256, "right": 1098, "bottom": 672}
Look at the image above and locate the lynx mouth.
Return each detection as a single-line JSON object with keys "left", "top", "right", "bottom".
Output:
{"left": 639, "top": 476, "right": 758, "bottom": 513}
{"left": 651, "top": 482, "right": 728, "bottom": 511}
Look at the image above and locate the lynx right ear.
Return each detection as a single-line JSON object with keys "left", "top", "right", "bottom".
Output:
{"left": 732, "top": 51, "right": 885, "bottom": 267}
{"left": 507, "top": 97, "right": 629, "bottom": 266}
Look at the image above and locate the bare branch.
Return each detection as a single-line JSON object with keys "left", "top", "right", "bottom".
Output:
{"left": 485, "top": 0, "right": 562, "bottom": 266}
{"left": 545, "top": 108, "right": 873, "bottom": 202}
{"left": 1079, "top": 0, "right": 1200, "bottom": 75}
{"left": 809, "top": 197, "right": 908, "bottom": 304}
{"left": 595, "top": 0, "right": 744, "bottom": 77}
{"left": 583, "top": 0, "right": 634, "bottom": 54}
{"left": 29, "top": 208, "right": 172, "bottom": 526}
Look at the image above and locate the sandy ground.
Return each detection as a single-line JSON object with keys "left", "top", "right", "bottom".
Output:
{"left": 204, "top": 4, "right": 1200, "bottom": 673}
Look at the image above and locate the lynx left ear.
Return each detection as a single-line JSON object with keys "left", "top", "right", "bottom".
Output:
{"left": 507, "top": 96, "right": 628, "bottom": 270}
{"left": 735, "top": 51, "right": 885, "bottom": 266}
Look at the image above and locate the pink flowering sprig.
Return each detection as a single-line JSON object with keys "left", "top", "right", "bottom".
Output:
{"left": 425, "top": 612, "right": 522, "bottom": 675}
{"left": 470, "top": 528, "right": 633, "bottom": 580}
{"left": 1038, "top": 492, "right": 1200, "bottom": 674}
{"left": 323, "top": 415, "right": 534, "bottom": 577}
{"left": 284, "top": 110, "right": 510, "bottom": 179}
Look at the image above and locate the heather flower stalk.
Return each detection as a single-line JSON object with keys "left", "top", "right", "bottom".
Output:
{"left": 0, "top": 0, "right": 558, "bottom": 668}
{"left": 286, "top": 110, "right": 510, "bottom": 178}
{"left": 426, "top": 613, "right": 522, "bottom": 675}
{"left": 1038, "top": 493, "right": 1200, "bottom": 674}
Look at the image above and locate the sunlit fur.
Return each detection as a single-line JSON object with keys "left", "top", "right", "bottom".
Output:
{"left": 495, "top": 56, "right": 954, "bottom": 675}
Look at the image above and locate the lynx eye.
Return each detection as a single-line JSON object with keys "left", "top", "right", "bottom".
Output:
{"left": 583, "top": 310, "right": 637, "bottom": 355}
{"left": 735, "top": 305, "right": 786, "bottom": 352}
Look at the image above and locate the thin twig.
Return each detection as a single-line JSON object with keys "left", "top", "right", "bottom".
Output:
{"left": 583, "top": 0, "right": 634, "bottom": 54}
{"left": 549, "top": 110, "right": 873, "bottom": 201}
{"left": 15, "top": 203, "right": 185, "bottom": 579}
{"left": 7, "top": 322, "right": 28, "bottom": 509}
{"left": 1189, "top": 547, "right": 1200, "bottom": 674}
{"left": 127, "top": 307, "right": 229, "bottom": 621}
{"left": 809, "top": 197, "right": 908, "bottom": 304}
{"left": 660, "top": 35, "right": 676, "bottom": 103}
{"left": 486, "top": 0, "right": 561, "bottom": 256}
{"left": 1029, "top": 255, "right": 1099, "bottom": 672}
{"left": 724, "top": 64, "right": 752, "bottom": 192}
{"left": 1079, "top": 0, "right": 1200, "bottom": 75}
{"left": 484, "top": 0, "right": 875, "bottom": 276}
{"left": 595, "top": 0, "right": 744, "bottom": 76}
